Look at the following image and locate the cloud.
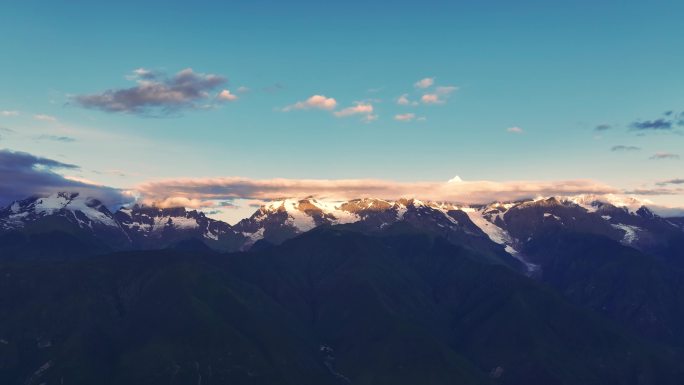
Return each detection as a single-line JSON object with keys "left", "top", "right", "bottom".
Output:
{"left": 74, "top": 68, "right": 227, "bottom": 115}
{"left": 63, "top": 175, "right": 107, "bottom": 186}
{"left": 650, "top": 152, "right": 680, "bottom": 160}
{"left": 135, "top": 176, "right": 619, "bottom": 207}
{"left": 1, "top": 111, "right": 19, "bottom": 117}
{"left": 414, "top": 77, "right": 435, "bottom": 89}
{"left": 217, "top": 89, "right": 238, "bottom": 101}
{"left": 507, "top": 126, "right": 524, "bottom": 134}
{"left": 362, "top": 114, "right": 379, "bottom": 123}
{"left": 283, "top": 97, "right": 375, "bottom": 121}
{"left": 0, "top": 149, "right": 130, "bottom": 208}
{"left": 420, "top": 86, "right": 457, "bottom": 104}
{"left": 397, "top": 94, "right": 415, "bottom": 106}
{"left": 622, "top": 187, "right": 684, "bottom": 196}
{"left": 236, "top": 86, "right": 250, "bottom": 93}
{"left": 334, "top": 103, "right": 374, "bottom": 118}
{"left": 33, "top": 114, "right": 58, "bottom": 122}
{"left": 631, "top": 119, "right": 673, "bottom": 131}
{"left": 35, "top": 135, "right": 76, "bottom": 143}
{"left": 147, "top": 196, "right": 215, "bottom": 209}
{"left": 611, "top": 145, "right": 640, "bottom": 152}
{"left": 283, "top": 95, "right": 337, "bottom": 111}
{"left": 394, "top": 113, "right": 416, "bottom": 122}
{"left": 421, "top": 94, "right": 443, "bottom": 104}
{"left": 218, "top": 200, "right": 239, "bottom": 209}
{"left": 656, "top": 178, "right": 684, "bottom": 186}
{"left": 93, "top": 169, "right": 128, "bottom": 177}
{"left": 435, "top": 86, "right": 458, "bottom": 95}
{"left": 402, "top": 79, "right": 457, "bottom": 107}
{"left": 126, "top": 67, "right": 156, "bottom": 80}
{"left": 595, "top": 124, "right": 612, "bottom": 131}
{"left": 652, "top": 206, "right": 684, "bottom": 217}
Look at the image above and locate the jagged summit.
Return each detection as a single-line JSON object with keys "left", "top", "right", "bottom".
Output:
{"left": 0, "top": 192, "right": 681, "bottom": 265}
{"left": 0, "top": 192, "right": 119, "bottom": 230}
{"left": 114, "top": 204, "right": 245, "bottom": 250}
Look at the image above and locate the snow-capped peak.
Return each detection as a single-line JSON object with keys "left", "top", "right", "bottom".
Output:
{"left": 561, "top": 193, "right": 648, "bottom": 214}
{"left": 0, "top": 192, "right": 119, "bottom": 229}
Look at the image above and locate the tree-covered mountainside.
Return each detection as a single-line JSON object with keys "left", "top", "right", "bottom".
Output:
{"left": 1, "top": 226, "right": 683, "bottom": 385}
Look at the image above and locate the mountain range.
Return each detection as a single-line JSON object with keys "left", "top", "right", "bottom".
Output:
{"left": 2, "top": 192, "right": 682, "bottom": 266}
{"left": 1, "top": 191, "right": 684, "bottom": 384}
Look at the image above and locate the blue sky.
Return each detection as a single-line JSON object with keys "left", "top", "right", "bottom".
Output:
{"left": 1, "top": 1, "right": 683, "bottom": 221}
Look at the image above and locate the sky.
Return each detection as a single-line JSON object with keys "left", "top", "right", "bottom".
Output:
{"left": 1, "top": 0, "right": 683, "bottom": 223}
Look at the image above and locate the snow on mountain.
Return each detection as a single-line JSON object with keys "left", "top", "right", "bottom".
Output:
{"left": 234, "top": 198, "right": 366, "bottom": 246}
{"left": 562, "top": 194, "right": 647, "bottom": 215}
{"left": 116, "top": 206, "right": 201, "bottom": 235}
{"left": 0, "top": 192, "right": 120, "bottom": 230}
{"left": 611, "top": 223, "right": 641, "bottom": 244}
{"left": 469, "top": 195, "right": 684, "bottom": 262}
{"left": 461, "top": 207, "right": 517, "bottom": 250}
{"left": 264, "top": 199, "right": 317, "bottom": 232}
{"left": 114, "top": 205, "right": 245, "bottom": 250}
{"left": 1, "top": 192, "right": 681, "bottom": 257}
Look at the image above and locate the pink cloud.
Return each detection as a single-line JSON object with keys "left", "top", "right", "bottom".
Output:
{"left": 394, "top": 113, "right": 416, "bottom": 121}
{"left": 147, "top": 196, "right": 216, "bottom": 209}
{"left": 283, "top": 95, "right": 337, "bottom": 111}
{"left": 135, "top": 176, "right": 619, "bottom": 206}
{"left": 414, "top": 77, "right": 435, "bottom": 89}
{"left": 421, "top": 94, "right": 443, "bottom": 104}
{"left": 217, "top": 89, "right": 238, "bottom": 101}
{"left": 334, "top": 103, "right": 374, "bottom": 118}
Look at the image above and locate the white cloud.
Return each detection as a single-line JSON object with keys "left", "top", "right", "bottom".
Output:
{"left": 283, "top": 95, "right": 337, "bottom": 111}
{"left": 125, "top": 67, "right": 154, "bottom": 80}
{"left": 1, "top": 110, "right": 19, "bottom": 117}
{"left": 236, "top": 86, "right": 250, "bottom": 93}
{"left": 217, "top": 89, "right": 238, "bottom": 101}
{"left": 414, "top": 77, "right": 435, "bottom": 89}
{"left": 394, "top": 113, "right": 416, "bottom": 121}
{"left": 33, "top": 114, "right": 58, "bottom": 122}
{"left": 507, "top": 126, "right": 524, "bottom": 134}
{"left": 334, "top": 103, "right": 374, "bottom": 118}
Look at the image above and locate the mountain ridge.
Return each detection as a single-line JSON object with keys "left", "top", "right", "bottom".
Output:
{"left": 2, "top": 192, "right": 682, "bottom": 265}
